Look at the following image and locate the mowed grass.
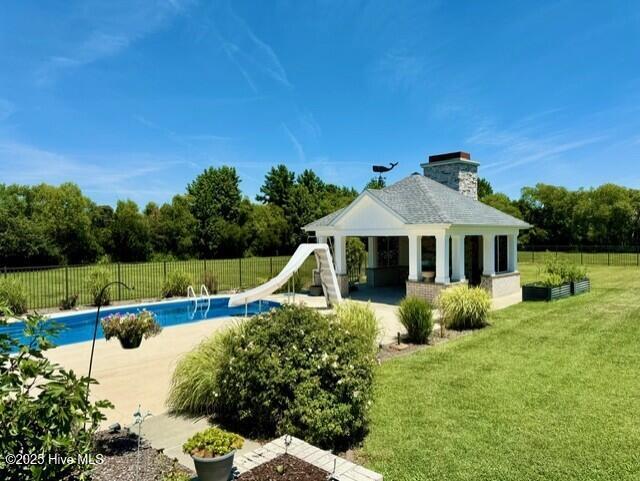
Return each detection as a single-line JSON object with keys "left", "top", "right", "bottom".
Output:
{"left": 362, "top": 265, "right": 640, "bottom": 481}
{"left": 6, "top": 256, "right": 317, "bottom": 310}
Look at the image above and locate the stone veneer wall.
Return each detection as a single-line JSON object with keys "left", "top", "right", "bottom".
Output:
{"left": 480, "top": 272, "right": 521, "bottom": 297}
{"left": 406, "top": 279, "right": 468, "bottom": 303}
{"left": 423, "top": 162, "right": 478, "bottom": 199}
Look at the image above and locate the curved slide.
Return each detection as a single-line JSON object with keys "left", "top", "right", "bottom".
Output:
{"left": 227, "top": 243, "right": 342, "bottom": 307}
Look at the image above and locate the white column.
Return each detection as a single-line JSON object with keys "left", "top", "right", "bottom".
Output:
{"left": 435, "top": 231, "right": 450, "bottom": 284}
{"left": 451, "top": 234, "right": 466, "bottom": 282}
{"left": 333, "top": 235, "right": 347, "bottom": 275}
{"left": 408, "top": 235, "right": 422, "bottom": 281}
{"left": 482, "top": 233, "right": 495, "bottom": 276}
{"left": 367, "top": 237, "right": 378, "bottom": 268}
{"left": 508, "top": 233, "right": 518, "bottom": 272}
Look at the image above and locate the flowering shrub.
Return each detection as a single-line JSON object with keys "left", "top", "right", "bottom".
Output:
{"left": 168, "top": 305, "right": 376, "bottom": 450}
{"left": 101, "top": 310, "right": 162, "bottom": 345}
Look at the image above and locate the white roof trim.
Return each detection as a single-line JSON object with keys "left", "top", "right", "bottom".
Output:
{"left": 329, "top": 190, "right": 409, "bottom": 226}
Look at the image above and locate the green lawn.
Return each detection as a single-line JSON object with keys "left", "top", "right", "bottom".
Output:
{"left": 362, "top": 265, "right": 640, "bottom": 481}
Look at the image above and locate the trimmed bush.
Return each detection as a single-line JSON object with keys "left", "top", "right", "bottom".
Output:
{"left": 162, "top": 271, "right": 191, "bottom": 298}
{"left": 0, "top": 278, "right": 28, "bottom": 314}
{"left": 439, "top": 286, "right": 491, "bottom": 330}
{"left": 87, "top": 267, "right": 112, "bottom": 306}
{"left": 398, "top": 297, "right": 433, "bottom": 344}
{"left": 168, "top": 305, "right": 376, "bottom": 450}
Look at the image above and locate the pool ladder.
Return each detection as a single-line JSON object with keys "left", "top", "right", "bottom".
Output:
{"left": 187, "top": 284, "right": 211, "bottom": 319}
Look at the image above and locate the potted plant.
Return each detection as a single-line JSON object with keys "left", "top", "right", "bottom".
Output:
{"left": 183, "top": 427, "right": 244, "bottom": 481}
{"left": 101, "top": 310, "right": 162, "bottom": 349}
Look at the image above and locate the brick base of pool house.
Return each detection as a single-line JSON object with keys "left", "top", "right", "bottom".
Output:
{"left": 235, "top": 435, "right": 383, "bottom": 481}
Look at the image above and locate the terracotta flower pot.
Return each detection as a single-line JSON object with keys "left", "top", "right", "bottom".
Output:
{"left": 191, "top": 450, "right": 235, "bottom": 481}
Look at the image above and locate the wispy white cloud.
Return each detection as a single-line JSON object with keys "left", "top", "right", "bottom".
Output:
{"left": 208, "top": 1, "right": 291, "bottom": 93}
{"left": 133, "top": 114, "right": 232, "bottom": 148}
{"left": 468, "top": 122, "right": 607, "bottom": 173}
{"left": 281, "top": 123, "right": 305, "bottom": 162}
{"left": 0, "top": 140, "right": 190, "bottom": 204}
{"left": 375, "top": 49, "right": 428, "bottom": 92}
{"left": 35, "top": 0, "right": 193, "bottom": 85}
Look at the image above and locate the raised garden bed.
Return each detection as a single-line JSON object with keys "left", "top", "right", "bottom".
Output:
{"left": 238, "top": 454, "right": 329, "bottom": 481}
{"left": 571, "top": 278, "right": 591, "bottom": 295}
{"left": 522, "top": 283, "right": 571, "bottom": 301}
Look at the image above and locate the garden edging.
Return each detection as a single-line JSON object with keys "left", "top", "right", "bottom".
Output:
{"left": 234, "top": 435, "right": 383, "bottom": 481}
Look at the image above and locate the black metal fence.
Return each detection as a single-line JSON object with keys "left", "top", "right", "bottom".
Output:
{"left": 518, "top": 245, "right": 640, "bottom": 267}
{"left": 3, "top": 256, "right": 317, "bottom": 311}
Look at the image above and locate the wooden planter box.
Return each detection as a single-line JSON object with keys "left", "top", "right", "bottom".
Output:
{"left": 571, "top": 278, "right": 591, "bottom": 295}
{"left": 522, "top": 283, "right": 571, "bottom": 301}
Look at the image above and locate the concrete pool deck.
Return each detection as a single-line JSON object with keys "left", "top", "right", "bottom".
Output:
{"left": 44, "top": 291, "right": 406, "bottom": 429}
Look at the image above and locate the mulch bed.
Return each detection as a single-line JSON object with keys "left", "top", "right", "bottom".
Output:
{"left": 90, "top": 430, "right": 193, "bottom": 481}
{"left": 238, "top": 454, "right": 330, "bottom": 481}
{"left": 377, "top": 328, "right": 473, "bottom": 362}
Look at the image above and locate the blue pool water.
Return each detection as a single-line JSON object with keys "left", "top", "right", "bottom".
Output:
{"left": 1, "top": 297, "right": 279, "bottom": 348}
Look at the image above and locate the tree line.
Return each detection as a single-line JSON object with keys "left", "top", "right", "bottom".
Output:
{"left": 0, "top": 166, "right": 638, "bottom": 267}
{"left": 0, "top": 165, "right": 357, "bottom": 267}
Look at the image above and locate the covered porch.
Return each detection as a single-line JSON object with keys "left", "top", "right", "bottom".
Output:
{"left": 319, "top": 227, "right": 521, "bottom": 303}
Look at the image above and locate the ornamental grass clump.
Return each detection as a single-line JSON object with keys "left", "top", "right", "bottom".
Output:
{"left": 87, "top": 267, "right": 112, "bottom": 306}
{"left": 0, "top": 277, "right": 28, "bottom": 314}
{"left": 101, "top": 310, "right": 162, "bottom": 348}
{"left": 168, "top": 304, "right": 376, "bottom": 451}
{"left": 398, "top": 297, "right": 433, "bottom": 344}
{"left": 438, "top": 286, "right": 491, "bottom": 330}
{"left": 334, "top": 301, "right": 379, "bottom": 353}
{"left": 162, "top": 271, "right": 191, "bottom": 298}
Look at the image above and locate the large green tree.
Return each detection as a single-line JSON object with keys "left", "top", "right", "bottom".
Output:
{"left": 256, "top": 164, "right": 295, "bottom": 207}
{"left": 145, "top": 195, "right": 197, "bottom": 259}
{"left": 110, "top": 200, "right": 151, "bottom": 261}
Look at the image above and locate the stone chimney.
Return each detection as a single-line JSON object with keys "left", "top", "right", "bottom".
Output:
{"left": 421, "top": 151, "right": 479, "bottom": 199}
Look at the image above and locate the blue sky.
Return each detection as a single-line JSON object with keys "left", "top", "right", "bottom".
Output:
{"left": 0, "top": 0, "right": 638, "bottom": 206}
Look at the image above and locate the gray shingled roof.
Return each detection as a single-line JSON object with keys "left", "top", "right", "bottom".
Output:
{"left": 304, "top": 174, "right": 530, "bottom": 229}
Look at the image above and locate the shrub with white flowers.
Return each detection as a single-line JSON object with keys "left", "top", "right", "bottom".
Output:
{"left": 168, "top": 304, "right": 377, "bottom": 451}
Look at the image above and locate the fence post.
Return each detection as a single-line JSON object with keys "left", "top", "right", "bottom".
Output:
{"left": 608, "top": 252, "right": 611, "bottom": 266}
{"left": 117, "top": 263, "right": 122, "bottom": 300}
{"left": 532, "top": 250, "right": 535, "bottom": 263}
{"left": 637, "top": 246, "right": 639, "bottom": 267}
{"left": 239, "top": 258, "right": 242, "bottom": 288}
{"left": 163, "top": 261, "right": 167, "bottom": 282}
{"left": 580, "top": 250, "right": 583, "bottom": 265}
{"left": 270, "top": 257, "right": 273, "bottom": 277}
{"left": 3, "top": 266, "right": 6, "bottom": 278}
{"left": 65, "top": 266, "right": 69, "bottom": 300}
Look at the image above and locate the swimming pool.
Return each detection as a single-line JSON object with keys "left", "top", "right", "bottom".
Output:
{"left": 1, "top": 297, "right": 279, "bottom": 348}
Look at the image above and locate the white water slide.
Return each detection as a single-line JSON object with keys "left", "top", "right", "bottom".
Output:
{"left": 227, "top": 243, "right": 342, "bottom": 308}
